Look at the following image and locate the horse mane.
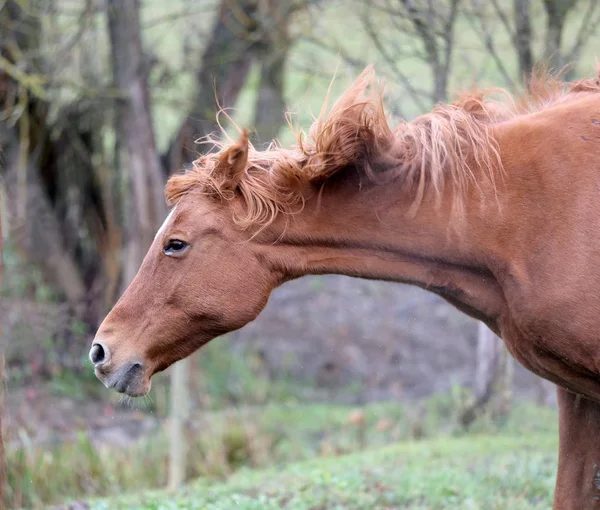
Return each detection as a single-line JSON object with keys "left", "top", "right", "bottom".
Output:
{"left": 166, "top": 64, "right": 600, "bottom": 228}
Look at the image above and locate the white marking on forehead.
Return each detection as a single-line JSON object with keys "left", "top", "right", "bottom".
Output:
{"left": 155, "top": 206, "right": 177, "bottom": 240}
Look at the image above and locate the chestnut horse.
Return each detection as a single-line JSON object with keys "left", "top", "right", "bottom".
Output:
{"left": 92, "top": 65, "right": 600, "bottom": 508}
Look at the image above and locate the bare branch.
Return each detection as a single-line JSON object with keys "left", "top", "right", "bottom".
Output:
{"left": 0, "top": 56, "right": 48, "bottom": 99}
{"left": 512, "top": 0, "right": 533, "bottom": 81}
{"left": 489, "top": 0, "right": 517, "bottom": 47}
{"left": 565, "top": 0, "right": 600, "bottom": 64}
{"left": 144, "top": 2, "right": 219, "bottom": 29}
{"left": 401, "top": 0, "right": 439, "bottom": 66}
{"left": 465, "top": 0, "right": 519, "bottom": 90}
{"left": 362, "top": 4, "right": 430, "bottom": 109}
{"left": 441, "top": 0, "right": 461, "bottom": 85}
{"left": 542, "top": 0, "right": 579, "bottom": 70}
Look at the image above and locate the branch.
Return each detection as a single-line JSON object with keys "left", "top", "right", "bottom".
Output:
{"left": 362, "top": 4, "right": 431, "bottom": 110}
{"left": 300, "top": 34, "right": 370, "bottom": 70}
{"left": 53, "top": 0, "right": 94, "bottom": 59}
{"left": 489, "top": 0, "right": 518, "bottom": 49}
{"left": 401, "top": 0, "right": 439, "bottom": 65}
{"left": 144, "top": 2, "right": 219, "bottom": 28}
{"left": 296, "top": 35, "right": 424, "bottom": 119}
{"left": 465, "top": 0, "right": 518, "bottom": 90}
{"left": 440, "top": 0, "right": 461, "bottom": 82}
{"left": 0, "top": 56, "right": 48, "bottom": 100}
{"left": 565, "top": 0, "right": 600, "bottom": 64}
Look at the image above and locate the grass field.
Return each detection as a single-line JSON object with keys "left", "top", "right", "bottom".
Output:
{"left": 6, "top": 399, "right": 559, "bottom": 508}
{"left": 28, "top": 400, "right": 559, "bottom": 510}
{"left": 86, "top": 433, "right": 558, "bottom": 509}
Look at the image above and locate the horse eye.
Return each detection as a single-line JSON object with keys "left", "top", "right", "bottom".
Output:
{"left": 164, "top": 239, "right": 188, "bottom": 255}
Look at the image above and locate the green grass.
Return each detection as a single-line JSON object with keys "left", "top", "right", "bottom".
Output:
{"left": 7, "top": 399, "right": 558, "bottom": 509}
{"left": 87, "top": 433, "right": 558, "bottom": 509}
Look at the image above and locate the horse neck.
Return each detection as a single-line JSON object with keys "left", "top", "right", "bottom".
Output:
{"left": 260, "top": 168, "right": 507, "bottom": 330}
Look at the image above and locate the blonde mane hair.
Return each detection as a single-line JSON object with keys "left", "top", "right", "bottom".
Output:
{"left": 166, "top": 65, "right": 600, "bottom": 228}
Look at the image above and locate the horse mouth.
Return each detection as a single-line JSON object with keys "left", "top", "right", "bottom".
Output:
{"left": 96, "top": 361, "right": 150, "bottom": 397}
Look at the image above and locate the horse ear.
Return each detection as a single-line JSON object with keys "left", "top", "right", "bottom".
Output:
{"left": 216, "top": 130, "right": 249, "bottom": 191}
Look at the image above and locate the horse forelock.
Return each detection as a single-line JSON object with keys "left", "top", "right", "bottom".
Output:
{"left": 165, "top": 64, "right": 600, "bottom": 229}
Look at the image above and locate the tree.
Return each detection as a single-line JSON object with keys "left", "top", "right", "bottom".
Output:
{"left": 460, "top": 322, "right": 514, "bottom": 428}
{"left": 361, "top": 0, "right": 461, "bottom": 105}
{"left": 166, "top": 0, "right": 295, "bottom": 170}
{"left": 0, "top": 0, "right": 120, "bottom": 327}
{"left": 106, "top": 0, "right": 167, "bottom": 286}
{"left": 168, "top": 354, "right": 190, "bottom": 490}
{"left": 467, "top": 0, "right": 600, "bottom": 86}
{"left": 514, "top": 0, "right": 534, "bottom": 80}
{"left": 0, "top": 0, "right": 302, "bottom": 335}
{"left": 252, "top": 0, "right": 294, "bottom": 144}
{"left": 542, "top": 0, "right": 579, "bottom": 70}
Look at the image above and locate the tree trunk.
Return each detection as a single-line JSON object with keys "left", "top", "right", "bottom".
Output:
{"left": 165, "top": 0, "right": 295, "bottom": 169}
{"left": 253, "top": 39, "right": 289, "bottom": 146}
{"left": 0, "top": 1, "right": 89, "bottom": 314}
{"left": 252, "top": 0, "right": 293, "bottom": 145}
{"left": 473, "top": 321, "right": 500, "bottom": 403}
{"left": 168, "top": 358, "right": 190, "bottom": 490}
{"left": 460, "top": 321, "right": 513, "bottom": 427}
{"left": 514, "top": 0, "right": 534, "bottom": 82}
{"left": 398, "top": 0, "right": 459, "bottom": 104}
{"left": 402, "top": 0, "right": 443, "bottom": 102}
{"left": 164, "top": 0, "right": 258, "bottom": 171}
{"left": 0, "top": 102, "right": 88, "bottom": 317}
{"left": 1, "top": 145, "right": 87, "bottom": 313}
{"left": 1, "top": 0, "right": 115, "bottom": 326}
{"left": 495, "top": 340, "right": 514, "bottom": 417}
{"left": 106, "top": 0, "right": 166, "bottom": 286}
{"left": 542, "top": 0, "right": 578, "bottom": 71}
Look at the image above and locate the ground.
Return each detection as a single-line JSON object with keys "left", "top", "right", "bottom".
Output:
{"left": 6, "top": 398, "right": 559, "bottom": 509}
{"left": 74, "top": 434, "right": 558, "bottom": 509}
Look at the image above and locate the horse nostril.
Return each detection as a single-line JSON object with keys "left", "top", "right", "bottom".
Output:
{"left": 90, "top": 342, "right": 108, "bottom": 366}
{"left": 114, "top": 360, "right": 145, "bottom": 394}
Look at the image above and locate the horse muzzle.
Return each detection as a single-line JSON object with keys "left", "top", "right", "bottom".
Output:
{"left": 89, "top": 341, "right": 149, "bottom": 397}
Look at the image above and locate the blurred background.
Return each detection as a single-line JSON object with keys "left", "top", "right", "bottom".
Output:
{"left": 1, "top": 0, "right": 599, "bottom": 508}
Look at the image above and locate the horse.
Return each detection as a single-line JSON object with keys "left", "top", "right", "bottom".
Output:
{"left": 91, "top": 64, "right": 600, "bottom": 509}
